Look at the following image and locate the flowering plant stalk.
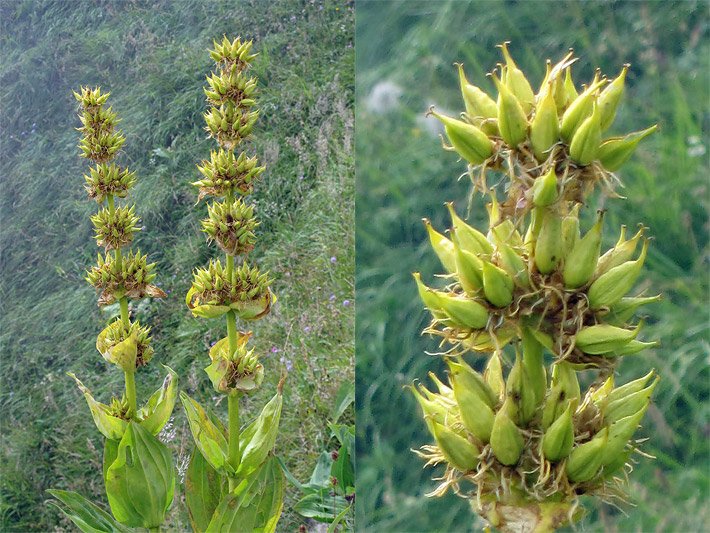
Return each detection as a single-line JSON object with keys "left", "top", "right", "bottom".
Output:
{"left": 412, "top": 43, "right": 659, "bottom": 532}
{"left": 179, "top": 36, "right": 284, "bottom": 532}
{"left": 49, "top": 87, "right": 177, "bottom": 532}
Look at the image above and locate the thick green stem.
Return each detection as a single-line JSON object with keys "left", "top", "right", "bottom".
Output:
{"left": 124, "top": 369, "right": 137, "bottom": 417}
{"left": 119, "top": 297, "right": 129, "bottom": 328}
{"left": 149, "top": 527, "right": 160, "bottom": 533}
{"left": 228, "top": 392, "right": 241, "bottom": 490}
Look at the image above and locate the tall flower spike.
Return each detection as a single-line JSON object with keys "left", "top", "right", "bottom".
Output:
{"left": 50, "top": 88, "right": 176, "bottom": 530}
{"left": 180, "top": 37, "right": 284, "bottom": 532}
{"left": 413, "top": 45, "right": 661, "bottom": 532}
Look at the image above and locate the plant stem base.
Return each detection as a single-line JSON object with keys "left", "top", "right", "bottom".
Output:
{"left": 473, "top": 498, "right": 580, "bottom": 533}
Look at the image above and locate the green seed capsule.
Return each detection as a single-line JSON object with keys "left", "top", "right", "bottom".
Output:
{"left": 431, "top": 420, "right": 480, "bottom": 472}
{"left": 530, "top": 84, "right": 560, "bottom": 162}
{"left": 574, "top": 323, "right": 641, "bottom": 355}
{"left": 492, "top": 71, "right": 528, "bottom": 148}
{"left": 446, "top": 203, "right": 494, "bottom": 256}
{"left": 598, "top": 64, "right": 628, "bottom": 131}
{"left": 588, "top": 239, "right": 648, "bottom": 309}
{"left": 490, "top": 400, "right": 525, "bottom": 466}
{"left": 562, "top": 211, "right": 603, "bottom": 288}
{"left": 448, "top": 362, "right": 495, "bottom": 442}
{"left": 531, "top": 168, "right": 559, "bottom": 207}
{"left": 534, "top": 209, "right": 563, "bottom": 274}
{"left": 457, "top": 64, "right": 498, "bottom": 135}
{"left": 499, "top": 42, "right": 535, "bottom": 113}
{"left": 430, "top": 110, "right": 494, "bottom": 165}
{"left": 569, "top": 102, "right": 602, "bottom": 166}
{"left": 566, "top": 427, "right": 608, "bottom": 482}
{"left": 483, "top": 352, "right": 505, "bottom": 403}
{"left": 482, "top": 261, "right": 513, "bottom": 308}
{"left": 423, "top": 219, "right": 456, "bottom": 274}
{"left": 453, "top": 238, "right": 484, "bottom": 294}
{"left": 542, "top": 402, "right": 574, "bottom": 462}
{"left": 598, "top": 125, "right": 658, "bottom": 171}
{"left": 560, "top": 78, "right": 606, "bottom": 142}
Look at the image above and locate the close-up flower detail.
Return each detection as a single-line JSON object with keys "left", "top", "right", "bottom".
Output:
{"left": 412, "top": 44, "right": 660, "bottom": 532}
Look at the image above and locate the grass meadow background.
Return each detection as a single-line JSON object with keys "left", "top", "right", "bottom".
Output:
{"left": 355, "top": 1, "right": 708, "bottom": 532}
{"left": 0, "top": 0, "right": 353, "bottom": 530}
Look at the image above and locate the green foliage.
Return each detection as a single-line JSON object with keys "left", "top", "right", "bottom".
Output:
{"left": 281, "top": 382, "right": 355, "bottom": 530}
{"left": 0, "top": 1, "right": 353, "bottom": 531}
{"left": 356, "top": 1, "right": 708, "bottom": 531}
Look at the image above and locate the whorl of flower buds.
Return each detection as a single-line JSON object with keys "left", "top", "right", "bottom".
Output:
{"left": 204, "top": 332, "right": 265, "bottom": 394}
{"left": 430, "top": 43, "right": 657, "bottom": 219}
{"left": 194, "top": 149, "right": 265, "bottom": 200}
{"left": 97, "top": 319, "right": 154, "bottom": 369}
{"left": 186, "top": 259, "right": 273, "bottom": 320}
{"left": 84, "top": 163, "right": 136, "bottom": 203}
{"left": 90, "top": 204, "right": 140, "bottom": 251}
{"left": 86, "top": 250, "right": 165, "bottom": 305}
{"left": 202, "top": 199, "right": 258, "bottom": 255}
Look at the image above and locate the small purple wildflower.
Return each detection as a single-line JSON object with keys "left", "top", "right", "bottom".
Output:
{"left": 329, "top": 294, "right": 336, "bottom": 302}
{"left": 343, "top": 300, "right": 351, "bottom": 307}
{"left": 303, "top": 326, "right": 311, "bottom": 333}
{"left": 330, "top": 256, "right": 337, "bottom": 264}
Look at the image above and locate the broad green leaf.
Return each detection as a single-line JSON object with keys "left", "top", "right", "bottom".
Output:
{"left": 105, "top": 422, "right": 175, "bottom": 528}
{"left": 180, "top": 391, "right": 231, "bottom": 473}
{"left": 329, "top": 423, "right": 355, "bottom": 456}
{"left": 47, "top": 489, "right": 130, "bottom": 533}
{"left": 69, "top": 373, "right": 127, "bottom": 440}
{"left": 237, "top": 389, "right": 282, "bottom": 477}
{"left": 326, "top": 503, "right": 353, "bottom": 533}
{"left": 308, "top": 451, "right": 334, "bottom": 488}
{"left": 331, "top": 381, "right": 354, "bottom": 424}
{"left": 137, "top": 365, "right": 178, "bottom": 435}
{"left": 330, "top": 445, "right": 354, "bottom": 492}
{"left": 186, "top": 448, "right": 226, "bottom": 533}
{"left": 229, "top": 290, "right": 275, "bottom": 321}
{"left": 191, "top": 303, "right": 231, "bottom": 319}
{"left": 103, "top": 439, "right": 119, "bottom": 483}
{"left": 292, "top": 487, "right": 350, "bottom": 523}
{"left": 206, "top": 455, "right": 284, "bottom": 533}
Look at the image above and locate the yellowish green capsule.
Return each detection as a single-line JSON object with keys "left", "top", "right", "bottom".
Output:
{"left": 574, "top": 322, "right": 641, "bottom": 355}
{"left": 452, "top": 237, "right": 484, "bottom": 293}
{"left": 423, "top": 219, "right": 456, "bottom": 273}
{"left": 600, "top": 407, "right": 645, "bottom": 467}
{"left": 569, "top": 102, "right": 602, "bottom": 166}
{"left": 534, "top": 209, "right": 563, "bottom": 274}
{"left": 483, "top": 352, "right": 505, "bottom": 404}
{"left": 566, "top": 427, "right": 608, "bottom": 482}
{"left": 482, "top": 261, "right": 514, "bottom": 308}
{"left": 430, "top": 110, "right": 494, "bottom": 165}
{"left": 448, "top": 362, "right": 495, "bottom": 442}
{"left": 598, "top": 64, "right": 628, "bottom": 131}
{"left": 446, "top": 203, "right": 494, "bottom": 255}
{"left": 560, "top": 77, "right": 606, "bottom": 142}
{"left": 588, "top": 238, "right": 648, "bottom": 309}
{"left": 499, "top": 42, "right": 535, "bottom": 113}
{"left": 562, "top": 211, "right": 604, "bottom": 288}
{"left": 530, "top": 84, "right": 560, "bottom": 162}
{"left": 595, "top": 225, "right": 644, "bottom": 277}
{"left": 531, "top": 168, "right": 559, "bottom": 207}
{"left": 551, "top": 362, "right": 580, "bottom": 404}
{"left": 604, "top": 377, "right": 658, "bottom": 424}
{"left": 490, "top": 400, "right": 525, "bottom": 466}
{"left": 561, "top": 204, "right": 581, "bottom": 258}
{"left": 606, "top": 294, "right": 661, "bottom": 326}
{"left": 491, "top": 71, "right": 528, "bottom": 148}
{"left": 598, "top": 125, "right": 658, "bottom": 171}
{"left": 542, "top": 402, "right": 574, "bottom": 462}
{"left": 606, "top": 369, "right": 656, "bottom": 404}
{"left": 457, "top": 64, "right": 498, "bottom": 135}
{"left": 431, "top": 420, "right": 480, "bottom": 471}
{"left": 495, "top": 239, "right": 529, "bottom": 288}
{"left": 506, "top": 352, "right": 538, "bottom": 426}
{"left": 436, "top": 292, "right": 490, "bottom": 330}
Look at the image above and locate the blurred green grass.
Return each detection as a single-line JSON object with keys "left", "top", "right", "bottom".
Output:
{"left": 0, "top": 1, "right": 353, "bottom": 531}
{"left": 355, "top": 1, "right": 708, "bottom": 531}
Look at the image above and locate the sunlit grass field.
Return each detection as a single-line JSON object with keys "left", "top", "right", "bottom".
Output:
{"left": 355, "top": 1, "right": 708, "bottom": 531}
{"left": 0, "top": 1, "right": 354, "bottom": 530}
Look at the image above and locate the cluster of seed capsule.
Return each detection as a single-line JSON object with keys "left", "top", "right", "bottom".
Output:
{"left": 75, "top": 87, "right": 165, "bottom": 363}
{"left": 413, "top": 44, "right": 660, "bottom": 526}
{"left": 187, "top": 37, "right": 273, "bottom": 393}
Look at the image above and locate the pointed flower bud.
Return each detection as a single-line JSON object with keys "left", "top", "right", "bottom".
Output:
{"left": 597, "top": 64, "right": 628, "bottom": 131}
{"left": 490, "top": 399, "right": 525, "bottom": 466}
{"left": 569, "top": 102, "right": 602, "bottom": 166}
{"left": 530, "top": 84, "right": 560, "bottom": 161}
{"left": 598, "top": 125, "right": 658, "bottom": 171}
{"left": 492, "top": 71, "right": 528, "bottom": 148}
{"left": 542, "top": 401, "right": 574, "bottom": 462}
{"left": 588, "top": 238, "right": 648, "bottom": 309}
{"left": 562, "top": 211, "right": 604, "bottom": 288}
{"left": 531, "top": 168, "right": 559, "bottom": 207}
{"left": 430, "top": 109, "right": 494, "bottom": 165}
